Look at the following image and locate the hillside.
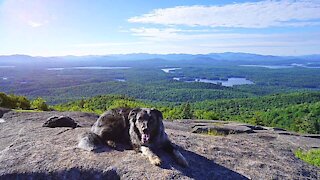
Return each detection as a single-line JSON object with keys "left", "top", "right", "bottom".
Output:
{"left": 193, "top": 92, "right": 320, "bottom": 134}
{"left": 1, "top": 91, "right": 319, "bottom": 134}
{"left": 54, "top": 92, "right": 320, "bottom": 134}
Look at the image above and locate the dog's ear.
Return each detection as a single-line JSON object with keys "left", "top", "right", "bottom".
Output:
{"left": 150, "top": 108, "right": 163, "bottom": 120}
{"left": 129, "top": 108, "right": 141, "bottom": 122}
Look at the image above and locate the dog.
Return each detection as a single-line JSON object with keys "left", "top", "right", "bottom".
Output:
{"left": 78, "top": 108, "right": 188, "bottom": 167}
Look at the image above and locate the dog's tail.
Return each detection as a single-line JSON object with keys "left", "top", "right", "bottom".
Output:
{"left": 77, "top": 132, "right": 103, "bottom": 151}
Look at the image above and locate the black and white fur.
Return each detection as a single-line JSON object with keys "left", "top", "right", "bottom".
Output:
{"left": 78, "top": 108, "right": 188, "bottom": 167}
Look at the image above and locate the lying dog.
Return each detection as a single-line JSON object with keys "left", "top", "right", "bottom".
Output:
{"left": 78, "top": 108, "right": 188, "bottom": 167}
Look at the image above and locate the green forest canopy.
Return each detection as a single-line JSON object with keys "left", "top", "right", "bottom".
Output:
{"left": 1, "top": 91, "right": 319, "bottom": 134}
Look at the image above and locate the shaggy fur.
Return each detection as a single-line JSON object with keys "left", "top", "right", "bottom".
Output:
{"left": 78, "top": 108, "right": 188, "bottom": 167}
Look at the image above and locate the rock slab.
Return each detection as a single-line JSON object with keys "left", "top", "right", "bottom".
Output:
{"left": 0, "top": 111, "right": 319, "bottom": 179}
{"left": 43, "top": 116, "right": 79, "bottom": 128}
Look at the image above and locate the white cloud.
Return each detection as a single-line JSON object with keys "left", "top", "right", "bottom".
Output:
{"left": 129, "top": 27, "right": 297, "bottom": 41}
{"left": 128, "top": 0, "right": 320, "bottom": 28}
{"left": 73, "top": 41, "right": 148, "bottom": 48}
{"left": 125, "top": 27, "right": 320, "bottom": 55}
{"left": 27, "top": 20, "right": 44, "bottom": 28}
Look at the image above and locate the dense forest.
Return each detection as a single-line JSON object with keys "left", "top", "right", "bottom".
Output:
{"left": 1, "top": 91, "right": 319, "bottom": 134}
{"left": 1, "top": 54, "right": 320, "bottom": 104}
{"left": 53, "top": 92, "right": 320, "bottom": 134}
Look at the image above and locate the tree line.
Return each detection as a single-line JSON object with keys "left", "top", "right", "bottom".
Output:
{"left": 1, "top": 91, "right": 319, "bottom": 134}
{"left": 0, "top": 92, "right": 49, "bottom": 111}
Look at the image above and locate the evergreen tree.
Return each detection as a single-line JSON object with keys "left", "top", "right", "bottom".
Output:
{"left": 181, "top": 102, "right": 193, "bottom": 119}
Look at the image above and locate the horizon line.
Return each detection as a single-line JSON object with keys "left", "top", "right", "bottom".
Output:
{"left": 1, "top": 52, "right": 319, "bottom": 58}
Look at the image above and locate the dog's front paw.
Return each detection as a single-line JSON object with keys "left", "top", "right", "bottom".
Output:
{"left": 150, "top": 156, "right": 162, "bottom": 166}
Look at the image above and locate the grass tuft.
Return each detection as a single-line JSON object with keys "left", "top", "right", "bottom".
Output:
{"left": 207, "top": 129, "right": 226, "bottom": 136}
{"left": 295, "top": 148, "right": 320, "bottom": 167}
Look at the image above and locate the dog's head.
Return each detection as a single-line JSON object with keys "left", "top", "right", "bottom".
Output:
{"left": 129, "top": 108, "right": 163, "bottom": 144}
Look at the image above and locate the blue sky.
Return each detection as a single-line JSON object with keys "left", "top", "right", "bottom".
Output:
{"left": 0, "top": 0, "right": 320, "bottom": 56}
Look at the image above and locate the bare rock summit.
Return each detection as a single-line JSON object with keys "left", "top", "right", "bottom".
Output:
{"left": 0, "top": 111, "right": 319, "bottom": 179}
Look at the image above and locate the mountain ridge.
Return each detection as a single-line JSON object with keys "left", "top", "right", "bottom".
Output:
{"left": 1, "top": 52, "right": 320, "bottom": 62}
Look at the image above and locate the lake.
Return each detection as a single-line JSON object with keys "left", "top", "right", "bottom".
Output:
{"left": 240, "top": 65, "right": 293, "bottom": 69}
{"left": 47, "top": 66, "right": 131, "bottom": 70}
{"left": 161, "top": 68, "right": 181, "bottom": 73}
{"left": 72, "top": 66, "right": 131, "bottom": 70}
{"left": 0, "top": 66, "right": 15, "bottom": 68}
{"left": 47, "top": 68, "right": 65, "bottom": 71}
{"left": 240, "top": 63, "right": 320, "bottom": 69}
{"left": 179, "top": 77, "right": 254, "bottom": 87}
{"left": 115, "top": 78, "right": 126, "bottom": 82}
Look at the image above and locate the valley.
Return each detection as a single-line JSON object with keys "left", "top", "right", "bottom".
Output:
{"left": 1, "top": 53, "right": 320, "bottom": 104}
{"left": 1, "top": 53, "right": 320, "bottom": 134}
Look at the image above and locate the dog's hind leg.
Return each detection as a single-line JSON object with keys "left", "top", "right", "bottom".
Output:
{"left": 163, "top": 141, "right": 189, "bottom": 167}
{"left": 140, "top": 146, "right": 162, "bottom": 166}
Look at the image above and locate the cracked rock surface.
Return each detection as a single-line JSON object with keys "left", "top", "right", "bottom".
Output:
{"left": 0, "top": 111, "right": 319, "bottom": 179}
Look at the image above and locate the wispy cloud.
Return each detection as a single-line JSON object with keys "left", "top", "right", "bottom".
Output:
{"left": 130, "top": 27, "right": 234, "bottom": 41}
{"left": 27, "top": 20, "right": 46, "bottom": 28}
{"left": 129, "top": 27, "right": 296, "bottom": 41}
{"left": 72, "top": 41, "right": 149, "bottom": 48}
{"left": 128, "top": 0, "right": 320, "bottom": 28}
{"left": 126, "top": 27, "right": 320, "bottom": 54}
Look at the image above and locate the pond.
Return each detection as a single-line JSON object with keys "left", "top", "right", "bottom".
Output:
{"left": 0, "top": 66, "right": 15, "bottom": 68}
{"left": 47, "top": 67, "right": 131, "bottom": 70}
{"left": 115, "top": 78, "right": 126, "bottom": 82}
{"left": 161, "top": 68, "right": 181, "bottom": 73}
{"left": 176, "top": 77, "right": 254, "bottom": 87}
{"left": 240, "top": 63, "right": 320, "bottom": 69}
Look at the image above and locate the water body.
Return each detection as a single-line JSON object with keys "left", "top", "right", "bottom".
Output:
{"left": 0, "top": 66, "right": 15, "bottom": 68}
{"left": 291, "top": 63, "right": 320, "bottom": 69}
{"left": 182, "top": 77, "right": 254, "bottom": 87}
{"left": 161, "top": 68, "right": 181, "bottom": 73}
{"left": 47, "top": 68, "right": 65, "bottom": 71}
{"left": 240, "top": 65, "right": 293, "bottom": 69}
{"left": 47, "top": 67, "right": 131, "bottom": 70}
{"left": 115, "top": 78, "right": 126, "bottom": 82}
{"left": 240, "top": 64, "right": 320, "bottom": 69}
{"left": 72, "top": 66, "right": 131, "bottom": 70}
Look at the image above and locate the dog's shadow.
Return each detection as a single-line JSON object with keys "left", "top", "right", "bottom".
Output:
{"left": 93, "top": 144, "right": 249, "bottom": 179}
{"left": 154, "top": 145, "right": 249, "bottom": 180}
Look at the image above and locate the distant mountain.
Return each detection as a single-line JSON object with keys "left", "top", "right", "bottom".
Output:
{"left": 1, "top": 53, "right": 320, "bottom": 66}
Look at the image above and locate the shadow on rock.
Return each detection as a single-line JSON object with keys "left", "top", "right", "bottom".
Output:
{"left": 0, "top": 167, "right": 120, "bottom": 180}
{"left": 92, "top": 143, "right": 132, "bottom": 153}
{"left": 156, "top": 145, "right": 249, "bottom": 180}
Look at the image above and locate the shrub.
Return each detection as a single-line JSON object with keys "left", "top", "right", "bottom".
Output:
{"left": 31, "top": 98, "right": 49, "bottom": 111}
{"left": 295, "top": 148, "right": 320, "bottom": 167}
